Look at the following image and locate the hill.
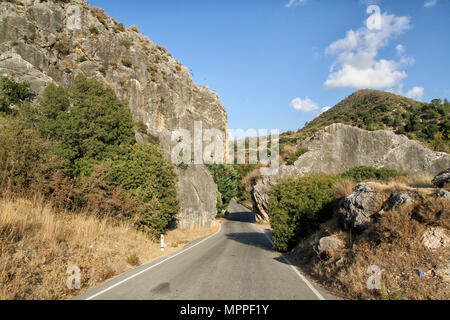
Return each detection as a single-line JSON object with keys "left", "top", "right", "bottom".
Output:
{"left": 280, "top": 90, "right": 449, "bottom": 164}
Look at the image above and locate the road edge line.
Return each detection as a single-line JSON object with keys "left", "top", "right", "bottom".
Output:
{"left": 255, "top": 224, "right": 326, "bottom": 301}
{"left": 83, "top": 222, "right": 223, "bottom": 300}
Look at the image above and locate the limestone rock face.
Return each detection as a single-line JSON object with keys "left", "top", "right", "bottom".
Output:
{"left": 292, "top": 124, "right": 450, "bottom": 177}
{"left": 0, "top": 0, "right": 227, "bottom": 228}
{"left": 253, "top": 124, "right": 450, "bottom": 220}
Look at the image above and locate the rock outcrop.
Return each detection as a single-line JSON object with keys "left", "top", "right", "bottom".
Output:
{"left": 0, "top": 0, "right": 227, "bottom": 228}
{"left": 253, "top": 124, "right": 450, "bottom": 220}
{"left": 336, "top": 182, "right": 381, "bottom": 232}
{"left": 432, "top": 168, "right": 450, "bottom": 188}
{"left": 421, "top": 227, "right": 450, "bottom": 250}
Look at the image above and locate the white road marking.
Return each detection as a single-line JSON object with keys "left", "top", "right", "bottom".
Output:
{"left": 84, "top": 223, "right": 223, "bottom": 300}
{"left": 253, "top": 224, "right": 326, "bottom": 301}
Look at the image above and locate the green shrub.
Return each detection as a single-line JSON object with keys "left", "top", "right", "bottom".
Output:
{"left": 120, "top": 39, "right": 132, "bottom": 49}
{"left": 341, "top": 166, "right": 406, "bottom": 182}
{"left": 0, "top": 77, "right": 31, "bottom": 115}
{"left": 23, "top": 75, "right": 136, "bottom": 175}
{"left": 126, "top": 253, "right": 140, "bottom": 266}
{"left": 135, "top": 120, "right": 148, "bottom": 135}
{"left": 89, "top": 26, "right": 99, "bottom": 35}
{"left": 286, "top": 148, "right": 309, "bottom": 165}
{"left": 78, "top": 56, "right": 88, "bottom": 63}
{"left": 207, "top": 164, "right": 240, "bottom": 215}
{"left": 53, "top": 41, "right": 70, "bottom": 55}
{"left": 269, "top": 174, "right": 339, "bottom": 252}
{"left": 121, "top": 58, "right": 132, "bottom": 68}
{"left": 110, "top": 144, "right": 179, "bottom": 237}
{"left": 233, "top": 164, "right": 256, "bottom": 205}
{"left": 70, "top": 162, "right": 135, "bottom": 218}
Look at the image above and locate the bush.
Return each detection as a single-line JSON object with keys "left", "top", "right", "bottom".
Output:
{"left": 23, "top": 75, "right": 136, "bottom": 175}
{"left": 285, "top": 148, "right": 309, "bottom": 165}
{"left": 341, "top": 166, "right": 407, "bottom": 182}
{"left": 2, "top": 76, "right": 179, "bottom": 239}
{"left": 0, "top": 117, "right": 63, "bottom": 195}
{"left": 207, "top": 164, "right": 239, "bottom": 215}
{"left": 110, "top": 144, "right": 179, "bottom": 237}
{"left": 121, "top": 58, "right": 132, "bottom": 68}
{"left": 89, "top": 26, "right": 99, "bottom": 35}
{"left": 0, "top": 77, "right": 31, "bottom": 115}
{"left": 71, "top": 162, "right": 135, "bottom": 218}
{"left": 269, "top": 174, "right": 338, "bottom": 252}
{"left": 232, "top": 164, "right": 256, "bottom": 204}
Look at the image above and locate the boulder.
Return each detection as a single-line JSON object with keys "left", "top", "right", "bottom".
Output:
{"left": 421, "top": 227, "right": 450, "bottom": 249}
{"left": 432, "top": 169, "right": 450, "bottom": 188}
{"left": 0, "top": 0, "right": 227, "bottom": 229}
{"left": 317, "top": 236, "right": 343, "bottom": 253}
{"left": 434, "top": 189, "right": 450, "bottom": 200}
{"left": 336, "top": 182, "right": 381, "bottom": 232}
{"left": 383, "top": 191, "right": 418, "bottom": 211}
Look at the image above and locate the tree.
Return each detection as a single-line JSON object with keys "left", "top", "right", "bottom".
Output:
{"left": 0, "top": 77, "right": 31, "bottom": 115}
{"left": 26, "top": 75, "right": 136, "bottom": 175}
{"left": 207, "top": 164, "right": 240, "bottom": 216}
{"left": 110, "top": 144, "right": 179, "bottom": 237}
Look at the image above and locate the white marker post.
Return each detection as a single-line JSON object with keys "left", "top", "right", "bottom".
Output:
{"left": 161, "top": 234, "right": 165, "bottom": 252}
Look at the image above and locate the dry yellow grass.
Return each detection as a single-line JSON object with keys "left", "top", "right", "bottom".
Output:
{"left": 334, "top": 179, "right": 356, "bottom": 199}
{"left": 0, "top": 196, "right": 219, "bottom": 300}
{"left": 408, "top": 174, "right": 435, "bottom": 188}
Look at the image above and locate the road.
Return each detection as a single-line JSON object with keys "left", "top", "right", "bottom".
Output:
{"left": 76, "top": 200, "right": 333, "bottom": 300}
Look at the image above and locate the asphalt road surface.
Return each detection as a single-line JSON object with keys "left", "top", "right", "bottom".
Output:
{"left": 76, "top": 200, "right": 333, "bottom": 300}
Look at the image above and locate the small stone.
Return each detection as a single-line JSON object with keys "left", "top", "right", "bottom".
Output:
{"left": 421, "top": 227, "right": 450, "bottom": 249}
{"left": 318, "top": 235, "right": 343, "bottom": 252}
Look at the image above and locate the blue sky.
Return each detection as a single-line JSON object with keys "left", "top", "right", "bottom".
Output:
{"left": 88, "top": 0, "right": 450, "bottom": 133}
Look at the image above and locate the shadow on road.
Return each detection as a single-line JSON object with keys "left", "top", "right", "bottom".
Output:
{"left": 225, "top": 210, "right": 256, "bottom": 223}
{"left": 225, "top": 232, "right": 273, "bottom": 251}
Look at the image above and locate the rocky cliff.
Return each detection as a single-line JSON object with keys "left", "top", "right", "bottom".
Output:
{"left": 253, "top": 123, "right": 450, "bottom": 221}
{"left": 0, "top": 0, "right": 227, "bottom": 229}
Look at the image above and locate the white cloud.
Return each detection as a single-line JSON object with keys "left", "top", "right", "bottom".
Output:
{"left": 320, "top": 106, "right": 332, "bottom": 114}
{"left": 325, "top": 10, "right": 412, "bottom": 90}
{"left": 424, "top": 0, "right": 438, "bottom": 8}
{"left": 405, "top": 86, "right": 424, "bottom": 100}
{"left": 285, "top": 0, "right": 307, "bottom": 8}
{"left": 291, "top": 97, "right": 319, "bottom": 112}
{"left": 396, "top": 44, "right": 405, "bottom": 55}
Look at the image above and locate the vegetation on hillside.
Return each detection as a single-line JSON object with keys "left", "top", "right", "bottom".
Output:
{"left": 269, "top": 167, "right": 407, "bottom": 252}
{"left": 232, "top": 164, "right": 258, "bottom": 208}
{"left": 287, "top": 183, "right": 449, "bottom": 300}
{"left": 0, "top": 76, "right": 179, "bottom": 238}
{"left": 207, "top": 164, "right": 240, "bottom": 216}
{"left": 0, "top": 196, "right": 218, "bottom": 300}
{"left": 279, "top": 90, "right": 450, "bottom": 160}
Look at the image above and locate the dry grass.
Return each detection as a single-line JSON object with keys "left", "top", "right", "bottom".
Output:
{"left": 408, "top": 174, "right": 435, "bottom": 188}
{"left": 288, "top": 191, "right": 449, "bottom": 300}
{"left": 0, "top": 196, "right": 219, "bottom": 300}
{"left": 334, "top": 179, "right": 356, "bottom": 199}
